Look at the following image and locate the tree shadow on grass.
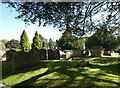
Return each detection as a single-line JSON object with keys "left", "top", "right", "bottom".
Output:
{"left": 2, "top": 60, "right": 69, "bottom": 79}
{"left": 2, "top": 61, "right": 13, "bottom": 79}
{"left": 2, "top": 58, "right": 120, "bottom": 87}
{"left": 89, "top": 57, "right": 120, "bottom": 76}
{"left": 10, "top": 61, "right": 70, "bottom": 87}
{"left": 12, "top": 60, "right": 120, "bottom": 87}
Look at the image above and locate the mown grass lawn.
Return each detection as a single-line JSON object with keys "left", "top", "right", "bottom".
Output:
{"left": 1, "top": 56, "right": 120, "bottom": 87}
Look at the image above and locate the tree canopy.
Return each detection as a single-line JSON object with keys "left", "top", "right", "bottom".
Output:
{"left": 20, "top": 30, "right": 31, "bottom": 52}
{"left": 5, "top": 39, "right": 20, "bottom": 49}
{"left": 32, "top": 31, "right": 42, "bottom": 50}
{"left": 5, "top": 1, "right": 120, "bottom": 36}
{"left": 58, "top": 24, "right": 82, "bottom": 50}
{"left": 86, "top": 26, "right": 118, "bottom": 50}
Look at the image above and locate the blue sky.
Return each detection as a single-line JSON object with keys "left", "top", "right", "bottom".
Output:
{"left": 0, "top": 3, "right": 62, "bottom": 42}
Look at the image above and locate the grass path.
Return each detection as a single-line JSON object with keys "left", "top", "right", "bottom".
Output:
{"left": 1, "top": 57, "right": 120, "bottom": 87}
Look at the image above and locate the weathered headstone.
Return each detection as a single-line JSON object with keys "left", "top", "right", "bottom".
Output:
{"left": 48, "top": 49, "right": 55, "bottom": 60}
{"left": 29, "top": 49, "right": 40, "bottom": 66}
{"left": 72, "top": 50, "right": 83, "bottom": 57}
{"left": 39, "top": 49, "right": 47, "bottom": 60}
{"left": 54, "top": 49, "right": 60, "bottom": 60}
{"left": 6, "top": 50, "right": 16, "bottom": 61}
{"left": 12, "top": 51, "right": 29, "bottom": 71}
{"left": 90, "top": 47, "right": 104, "bottom": 57}
{"left": 64, "top": 50, "right": 73, "bottom": 59}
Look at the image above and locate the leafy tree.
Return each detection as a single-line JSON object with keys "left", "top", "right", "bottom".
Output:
{"left": 6, "top": 2, "right": 119, "bottom": 36}
{"left": 0, "top": 42, "right": 6, "bottom": 50}
{"left": 20, "top": 30, "right": 31, "bottom": 52}
{"left": 0, "top": 39, "right": 8, "bottom": 46}
{"left": 5, "top": 39, "right": 20, "bottom": 49}
{"left": 112, "top": 26, "right": 120, "bottom": 52}
{"left": 58, "top": 24, "right": 81, "bottom": 50}
{"left": 76, "top": 37, "right": 87, "bottom": 50}
{"left": 32, "top": 31, "right": 42, "bottom": 50}
{"left": 86, "top": 26, "right": 117, "bottom": 50}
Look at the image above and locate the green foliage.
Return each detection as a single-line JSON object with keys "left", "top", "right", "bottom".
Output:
{"left": 2, "top": 57, "right": 120, "bottom": 87}
{"left": 49, "top": 38, "right": 55, "bottom": 49}
{"left": 20, "top": 30, "right": 31, "bottom": 52}
{"left": 5, "top": 39, "right": 20, "bottom": 49}
{"left": 0, "top": 39, "right": 8, "bottom": 45}
{"left": 0, "top": 42, "right": 6, "bottom": 50}
{"left": 58, "top": 26, "right": 86, "bottom": 50}
{"left": 7, "top": 2, "right": 119, "bottom": 36}
{"left": 32, "top": 31, "right": 42, "bottom": 50}
{"left": 39, "top": 34, "right": 48, "bottom": 49}
{"left": 86, "top": 26, "right": 117, "bottom": 50}
{"left": 0, "top": 39, "right": 8, "bottom": 50}
{"left": 76, "top": 38, "right": 86, "bottom": 50}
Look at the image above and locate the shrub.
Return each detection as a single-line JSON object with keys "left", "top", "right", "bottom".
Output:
{"left": 32, "top": 31, "right": 42, "bottom": 50}
{"left": 20, "top": 30, "right": 31, "bottom": 52}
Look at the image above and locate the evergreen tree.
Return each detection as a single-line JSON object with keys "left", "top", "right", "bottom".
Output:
{"left": 49, "top": 38, "right": 54, "bottom": 49}
{"left": 32, "top": 31, "right": 42, "bottom": 50}
{"left": 20, "top": 30, "right": 31, "bottom": 52}
{"left": 86, "top": 26, "right": 117, "bottom": 50}
{"left": 58, "top": 23, "right": 80, "bottom": 50}
{"left": 39, "top": 34, "right": 48, "bottom": 49}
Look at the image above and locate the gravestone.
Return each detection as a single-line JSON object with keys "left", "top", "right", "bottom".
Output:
{"left": 12, "top": 51, "right": 29, "bottom": 71}
{"left": 6, "top": 50, "right": 16, "bottom": 61}
{"left": 39, "top": 49, "right": 47, "bottom": 60}
{"left": 29, "top": 49, "right": 40, "bottom": 65}
{"left": 48, "top": 49, "right": 55, "bottom": 60}
{"left": 54, "top": 49, "right": 60, "bottom": 60}
{"left": 90, "top": 47, "right": 104, "bottom": 57}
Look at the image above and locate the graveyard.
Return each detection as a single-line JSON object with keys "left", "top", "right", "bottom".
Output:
{"left": 0, "top": 47, "right": 120, "bottom": 87}
{"left": 1, "top": 56, "right": 120, "bottom": 87}
{"left": 1, "top": 1, "right": 120, "bottom": 88}
{"left": 0, "top": 18, "right": 120, "bottom": 88}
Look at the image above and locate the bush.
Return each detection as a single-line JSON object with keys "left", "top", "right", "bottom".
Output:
{"left": 20, "top": 30, "right": 31, "bottom": 52}
{"left": 32, "top": 31, "right": 42, "bottom": 50}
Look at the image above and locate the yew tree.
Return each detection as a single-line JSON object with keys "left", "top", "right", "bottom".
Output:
{"left": 86, "top": 26, "right": 118, "bottom": 50}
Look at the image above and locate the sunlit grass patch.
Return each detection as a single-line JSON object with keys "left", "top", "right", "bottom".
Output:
{"left": 94, "top": 81, "right": 119, "bottom": 87}
{"left": 90, "top": 57, "right": 119, "bottom": 66}
{"left": 39, "top": 72, "right": 70, "bottom": 80}
{"left": 2, "top": 68, "right": 48, "bottom": 86}
{"left": 1, "top": 57, "right": 120, "bottom": 87}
